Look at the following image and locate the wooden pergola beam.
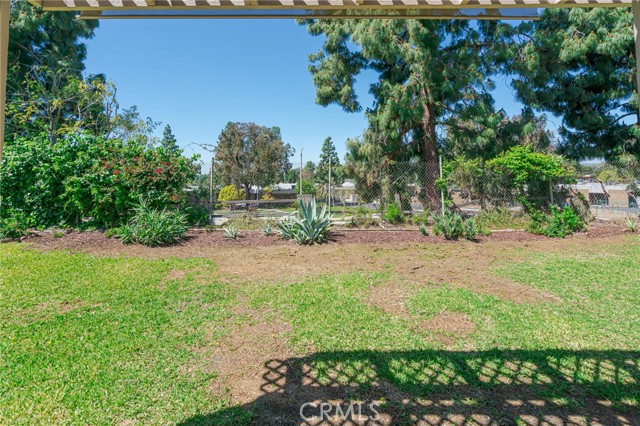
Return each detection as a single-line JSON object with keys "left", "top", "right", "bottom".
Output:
{"left": 24, "top": 0, "right": 634, "bottom": 10}
{"left": 0, "top": 0, "right": 9, "bottom": 165}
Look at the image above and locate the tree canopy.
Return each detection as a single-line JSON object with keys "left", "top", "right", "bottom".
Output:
{"left": 500, "top": 8, "right": 639, "bottom": 159}
{"left": 302, "top": 19, "right": 502, "bottom": 208}
{"left": 316, "top": 137, "right": 344, "bottom": 185}
{"left": 214, "top": 122, "right": 294, "bottom": 196}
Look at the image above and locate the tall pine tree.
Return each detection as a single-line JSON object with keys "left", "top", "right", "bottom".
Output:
{"left": 499, "top": 8, "right": 639, "bottom": 159}
{"left": 161, "top": 124, "right": 179, "bottom": 152}
{"left": 303, "top": 19, "right": 497, "bottom": 209}
{"left": 316, "top": 137, "right": 344, "bottom": 185}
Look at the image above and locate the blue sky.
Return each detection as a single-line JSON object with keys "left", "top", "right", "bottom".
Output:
{"left": 84, "top": 19, "right": 527, "bottom": 164}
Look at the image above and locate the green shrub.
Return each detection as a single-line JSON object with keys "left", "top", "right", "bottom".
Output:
{"left": 528, "top": 206, "right": 586, "bottom": 238}
{"left": 433, "top": 211, "right": 464, "bottom": 240}
{"left": 475, "top": 208, "right": 529, "bottom": 231}
{"left": 412, "top": 212, "right": 430, "bottom": 226}
{"left": 105, "top": 228, "right": 119, "bottom": 238}
{"left": 182, "top": 204, "right": 209, "bottom": 226}
{"left": 53, "top": 231, "right": 65, "bottom": 238}
{"left": 346, "top": 206, "right": 376, "bottom": 228}
{"left": 117, "top": 201, "right": 188, "bottom": 247}
{"left": 0, "top": 134, "right": 198, "bottom": 228}
{"left": 218, "top": 185, "right": 243, "bottom": 202}
{"left": 0, "top": 212, "right": 30, "bottom": 240}
{"left": 383, "top": 203, "right": 404, "bottom": 224}
{"left": 295, "top": 180, "right": 316, "bottom": 196}
{"left": 462, "top": 218, "right": 482, "bottom": 241}
{"left": 487, "top": 146, "right": 574, "bottom": 205}
{"left": 419, "top": 224, "right": 429, "bottom": 236}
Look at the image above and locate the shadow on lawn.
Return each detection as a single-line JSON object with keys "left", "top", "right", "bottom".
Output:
{"left": 179, "top": 349, "right": 639, "bottom": 426}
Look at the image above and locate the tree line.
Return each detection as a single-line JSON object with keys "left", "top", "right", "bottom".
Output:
{"left": 1, "top": 2, "right": 639, "bottom": 228}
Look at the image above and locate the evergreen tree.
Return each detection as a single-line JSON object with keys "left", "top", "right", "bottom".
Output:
{"left": 161, "top": 124, "right": 179, "bottom": 152}
{"left": 316, "top": 137, "right": 344, "bottom": 185}
{"left": 8, "top": 2, "right": 98, "bottom": 92}
{"left": 499, "top": 8, "right": 639, "bottom": 159}
{"left": 303, "top": 19, "right": 497, "bottom": 209}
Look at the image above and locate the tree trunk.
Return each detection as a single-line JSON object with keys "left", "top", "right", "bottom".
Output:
{"left": 419, "top": 102, "right": 442, "bottom": 212}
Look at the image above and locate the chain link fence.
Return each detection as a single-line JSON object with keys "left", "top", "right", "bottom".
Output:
{"left": 186, "top": 158, "right": 640, "bottom": 225}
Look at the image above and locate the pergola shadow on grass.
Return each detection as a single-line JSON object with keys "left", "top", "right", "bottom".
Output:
{"left": 180, "top": 349, "right": 639, "bottom": 426}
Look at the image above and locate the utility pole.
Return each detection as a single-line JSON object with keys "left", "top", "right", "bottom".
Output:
{"left": 328, "top": 157, "right": 332, "bottom": 212}
{"left": 299, "top": 148, "right": 303, "bottom": 198}
{"left": 209, "top": 157, "right": 214, "bottom": 222}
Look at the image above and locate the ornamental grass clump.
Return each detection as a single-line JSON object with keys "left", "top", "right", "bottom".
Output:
{"left": 117, "top": 201, "right": 188, "bottom": 247}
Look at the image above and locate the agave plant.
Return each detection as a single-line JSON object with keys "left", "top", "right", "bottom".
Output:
{"left": 419, "top": 224, "right": 429, "bottom": 236}
{"left": 625, "top": 217, "right": 639, "bottom": 233}
{"left": 223, "top": 226, "right": 240, "bottom": 240}
{"left": 291, "top": 199, "right": 332, "bottom": 245}
{"left": 276, "top": 219, "right": 296, "bottom": 240}
{"left": 263, "top": 222, "right": 273, "bottom": 236}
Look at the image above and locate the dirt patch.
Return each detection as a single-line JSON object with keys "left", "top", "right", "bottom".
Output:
{"left": 367, "top": 281, "right": 414, "bottom": 319}
{"left": 22, "top": 224, "right": 629, "bottom": 302}
{"left": 423, "top": 311, "right": 476, "bottom": 336}
{"left": 163, "top": 269, "right": 187, "bottom": 281}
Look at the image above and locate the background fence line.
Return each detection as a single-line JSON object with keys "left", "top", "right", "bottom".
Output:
{"left": 187, "top": 158, "right": 640, "bottom": 224}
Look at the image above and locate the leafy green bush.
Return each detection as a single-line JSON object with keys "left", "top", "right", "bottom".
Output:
{"left": 182, "top": 204, "right": 209, "bottom": 226}
{"left": 383, "top": 203, "right": 404, "bottom": 224}
{"left": 218, "top": 185, "right": 243, "bottom": 202}
{"left": 105, "top": 228, "right": 119, "bottom": 238}
{"left": 487, "top": 146, "right": 573, "bottom": 205}
{"left": 117, "top": 201, "right": 188, "bottom": 247}
{"left": 412, "top": 212, "right": 430, "bottom": 226}
{"left": 277, "top": 199, "right": 332, "bottom": 245}
{"left": 0, "top": 212, "right": 30, "bottom": 240}
{"left": 419, "top": 224, "right": 429, "bottom": 236}
{"left": 528, "top": 206, "right": 586, "bottom": 238}
{"left": 295, "top": 180, "right": 316, "bottom": 196}
{"left": 0, "top": 134, "right": 198, "bottom": 228}
{"left": 346, "top": 206, "right": 376, "bottom": 228}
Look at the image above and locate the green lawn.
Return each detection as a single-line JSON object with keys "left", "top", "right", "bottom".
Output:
{"left": 1, "top": 238, "right": 638, "bottom": 425}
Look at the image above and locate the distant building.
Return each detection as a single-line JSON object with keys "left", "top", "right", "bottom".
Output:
{"left": 563, "top": 182, "right": 637, "bottom": 209}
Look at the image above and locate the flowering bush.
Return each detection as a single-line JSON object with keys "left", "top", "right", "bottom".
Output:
{"left": 0, "top": 133, "right": 198, "bottom": 228}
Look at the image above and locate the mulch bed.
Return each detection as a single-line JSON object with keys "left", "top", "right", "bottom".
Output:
{"left": 19, "top": 222, "right": 627, "bottom": 254}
